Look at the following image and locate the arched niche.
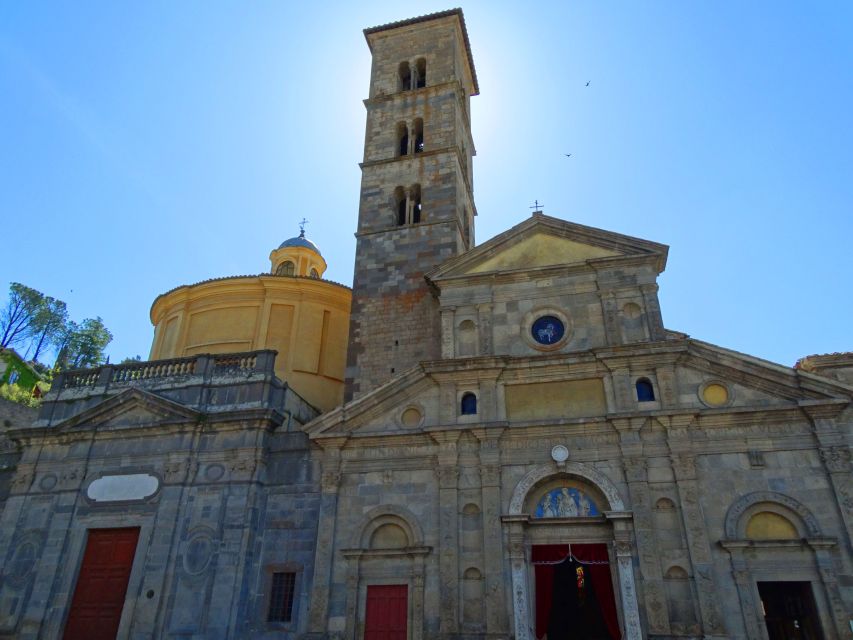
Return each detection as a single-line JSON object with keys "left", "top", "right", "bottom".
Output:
{"left": 723, "top": 491, "right": 820, "bottom": 540}
{"left": 504, "top": 463, "right": 641, "bottom": 640}
{"left": 508, "top": 462, "right": 626, "bottom": 515}
{"left": 342, "top": 504, "right": 430, "bottom": 640}
{"left": 720, "top": 492, "right": 847, "bottom": 640}
{"left": 353, "top": 504, "right": 425, "bottom": 549}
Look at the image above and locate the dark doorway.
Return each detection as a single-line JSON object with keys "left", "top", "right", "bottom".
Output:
{"left": 63, "top": 527, "right": 140, "bottom": 640}
{"left": 364, "top": 584, "right": 408, "bottom": 640}
{"left": 757, "top": 581, "right": 823, "bottom": 640}
{"left": 533, "top": 544, "right": 619, "bottom": 640}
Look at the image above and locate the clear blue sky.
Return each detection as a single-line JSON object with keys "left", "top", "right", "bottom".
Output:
{"left": 2, "top": 1, "right": 851, "bottom": 367}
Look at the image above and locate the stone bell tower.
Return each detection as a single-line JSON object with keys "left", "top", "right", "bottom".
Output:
{"left": 344, "top": 9, "right": 479, "bottom": 400}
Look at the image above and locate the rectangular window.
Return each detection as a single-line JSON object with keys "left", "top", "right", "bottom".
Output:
{"left": 268, "top": 572, "right": 296, "bottom": 622}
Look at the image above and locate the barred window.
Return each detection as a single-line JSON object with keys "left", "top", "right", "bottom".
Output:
{"left": 268, "top": 572, "right": 296, "bottom": 622}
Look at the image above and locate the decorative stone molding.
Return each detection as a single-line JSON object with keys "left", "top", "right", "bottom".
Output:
{"left": 508, "top": 462, "right": 626, "bottom": 514}
{"left": 819, "top": 446, "right": 851, "bottom": 473}
{"left": 505, "top": 463, "right": 641, "bottom": 640}
{"left": 352, "top": 504, "right": 425, "bottom": 549}
{"left": 723, "top": 491, "right": 822, "bottom": 539}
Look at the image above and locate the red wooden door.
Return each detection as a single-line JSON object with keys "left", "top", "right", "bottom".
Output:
{"left": 365, "top": 584, "right": 408, "bottom": 640}
{"left": 63, "top": 528, "right": 140, "bottom": 640}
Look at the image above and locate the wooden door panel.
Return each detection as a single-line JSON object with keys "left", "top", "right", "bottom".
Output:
{"left": 365, "top": 584, "right": 408, "bottom": 640}
{"left": 63, "top": 528, "right": 140, "bottom": 640}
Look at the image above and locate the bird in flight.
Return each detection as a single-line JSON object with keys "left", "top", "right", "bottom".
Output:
{"left": 585, "top": 81, "right": 590, "bottom": 87}
{"left": 564, "top": 154, "right": 572, "bottom": 158}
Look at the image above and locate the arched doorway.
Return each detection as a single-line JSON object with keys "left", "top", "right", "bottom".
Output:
{"left": 504, "top": 463, "right": 642, "bottom": 640}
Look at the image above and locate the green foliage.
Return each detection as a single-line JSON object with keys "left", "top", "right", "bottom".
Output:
{"left": 0, "top": 283, "right": 114, "bottom": 371}
{"left": 55, "top": 317, "right": 113, "bottom": 370}
{"left": 120, "top": 355, "right": 143, "bottom": 364}
{"left": 0, "top": 383, "right": 41, "bottom": 408}
{"left": 0, "top": 283, "right": 44, "bottom": 349}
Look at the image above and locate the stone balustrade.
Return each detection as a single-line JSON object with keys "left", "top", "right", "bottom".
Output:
{"left": 53, "top": 351, "right": 276, "bottom": 392}
{"left": 35, "top": 350, "right": 316, "bottom": 428}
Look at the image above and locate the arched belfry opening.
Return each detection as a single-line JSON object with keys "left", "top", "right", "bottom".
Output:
{"left": 398, "top": 61, "right": 411, "bottom": 91}
{"left": 414, "top": 57, "right": 426, "bottom": 88}
{"left": 505, "top": 463, "right": 642, "bottom": 640}
{"left": 398, "top": 122, "right": 409, "bottom": 157}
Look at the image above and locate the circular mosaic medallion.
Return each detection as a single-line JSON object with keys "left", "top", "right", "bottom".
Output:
{"left": 531, "top": 315, "right": 565, "bottom": 346}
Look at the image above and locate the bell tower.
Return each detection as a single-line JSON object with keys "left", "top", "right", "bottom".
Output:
{"left": 345, "top": 9, "right": 479, "bottom": 400}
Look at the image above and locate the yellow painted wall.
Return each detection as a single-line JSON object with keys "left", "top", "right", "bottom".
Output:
{"left": 505, "top": 378, "right": 607, "bottom": 420}
{"left": 745, "top": 512, "right": 799, "bottom": 540}
{"left": 150, "top": 275, "right": 351, "bottom": 412}
{"left": 468, "top": 232, "right": 618, "bottom": 274}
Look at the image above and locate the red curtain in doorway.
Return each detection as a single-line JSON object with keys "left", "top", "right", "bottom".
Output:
{"left": 532, "top": 544, "right": 620, "bottom": 640}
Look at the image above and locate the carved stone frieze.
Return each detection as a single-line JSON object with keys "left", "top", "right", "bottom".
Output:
{"left": 622, "top": 457, "right": 647, "bottom": 483}
{"left": 479, "top": 464, "right": 500, "bottom": 487}
{"left": 670, "top": 454, "right": 696, "bottom": 480}
{"left": 321, "top": 470, "right": 342, "bottom": 492}
{"left": 819, "top": 446, "right": 851, "bottom": 473}
{"left": 436, "top": 465, "right": 459, "bottom": 488}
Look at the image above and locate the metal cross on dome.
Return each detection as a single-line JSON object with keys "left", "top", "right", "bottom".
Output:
{"left": 299, "top": 217, "right": 308, "bottom": 237}
{"left": 529, "top": 200, "right": 544, "bottom": 213}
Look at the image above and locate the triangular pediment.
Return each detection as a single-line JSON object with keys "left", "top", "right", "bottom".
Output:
{"left": 56, "top": 388, "right": 201, "bottom": 432}
{"left": 679, "top": 340, "right": 853, "bottom": 408}
{"left": 304, "top": 366, "right": 437, "bottom": 438}
{"left": 467, "top": 231, "right": 620, "bottom": 273}
{"left": 428, "top": 213, "right": 668, "bottom": 282}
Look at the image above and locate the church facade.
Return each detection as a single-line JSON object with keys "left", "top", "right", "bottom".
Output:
{"left": 1, "top": 9, "right": 852, "bottom": 640}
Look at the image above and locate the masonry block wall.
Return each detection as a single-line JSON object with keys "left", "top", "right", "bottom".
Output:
{"left": 345, "top": 11, "right": 478, "bottom": 400}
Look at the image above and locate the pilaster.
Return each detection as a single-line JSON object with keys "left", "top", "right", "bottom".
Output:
{"left": 669, "top": 450, "right": 726, "bottom": 637}
{"left": 431, "top": 431, "right": 461, "bottom": 634}
{"left": 472, "top": 427, "right": 507, "bottom": 634}
{"left": 307, "top": 437, "right": 347, "bottom": 633}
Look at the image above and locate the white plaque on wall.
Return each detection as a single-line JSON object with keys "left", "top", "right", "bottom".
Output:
{"left": 87, "top": 474, "right": 159, "bottom": 502}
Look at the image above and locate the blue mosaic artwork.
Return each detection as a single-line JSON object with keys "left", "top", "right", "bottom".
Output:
{"left": 535, "top": 487, "right": 600, "bottom": 518}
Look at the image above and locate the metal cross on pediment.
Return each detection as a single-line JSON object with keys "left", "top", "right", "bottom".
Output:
{"left": 299, "top": 217, "right": 308, "bottom": 237}
{"left": 529, "top": 200, "right": 544, "bottom": 213}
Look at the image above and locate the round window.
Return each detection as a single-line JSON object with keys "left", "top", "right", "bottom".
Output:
{"left": 531, "top": 315, "right": 565, "bottom": 346}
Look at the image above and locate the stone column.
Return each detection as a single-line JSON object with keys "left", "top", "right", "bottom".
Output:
{"left": 613, "top": 536, "right": 644, "bottom": 640}
{"left": 431, "top": 432, "right": 461, "bottom": 634}
{"left": 670, "top": 452, "right": 727, "bottom": 637}
{"left": 474, "top": 427, "right": 508, "bottom": 634}
{"left": 505, "top": 517, "right": 530, "bottom": 640}
{"left": 307, "top": 437, "right": 347, "bottom": 634}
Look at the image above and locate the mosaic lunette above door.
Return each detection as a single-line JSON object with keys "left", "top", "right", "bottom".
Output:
{"left": 535, "top": 487, "right": 600, "bottom": 518}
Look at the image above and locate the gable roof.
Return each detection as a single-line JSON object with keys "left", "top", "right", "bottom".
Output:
{"left": 426, "top": 213, "right": 669, "bottom": 284}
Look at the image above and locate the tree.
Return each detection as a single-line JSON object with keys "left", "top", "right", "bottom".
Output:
{"left": 27, "top": 296, "right": 68, "bottom": 362}
{"left": 0, "top": 283, "right": 44, "bottom": 348}
{"left": 55, "top": 317, "right": 113, "bottom": 370}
